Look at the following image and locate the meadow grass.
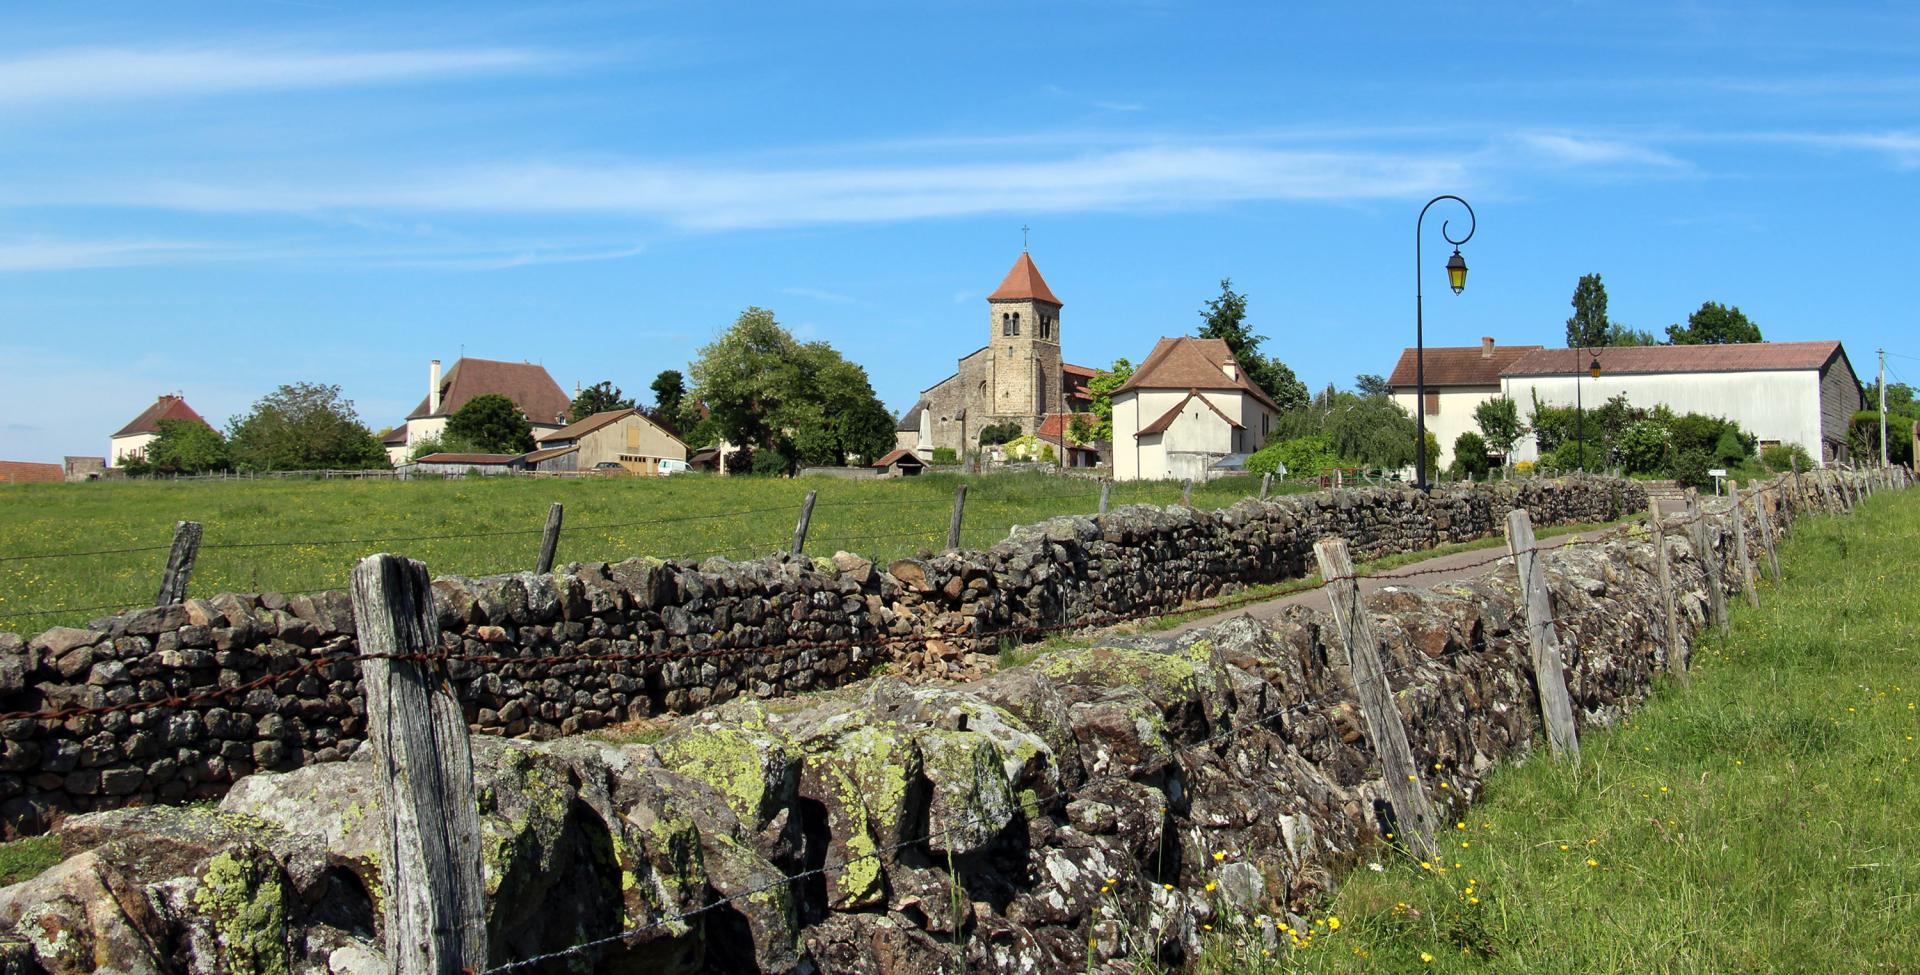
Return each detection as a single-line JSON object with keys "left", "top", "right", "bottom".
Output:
{"left": 0, "top": 835, "right": 59, "bottom": 887}
{"left": 0, "top": 471, "right": 1306, "bottom": 633}
{"left": 1193, "top": 489, "right": 1920, "bottom": 974}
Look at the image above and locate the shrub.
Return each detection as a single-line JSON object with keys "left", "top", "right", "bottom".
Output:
{"left": 929, "top": 447, "right": 957, "bottom": 464}
{"left": 1669, "top": 448, "right": 1715, "bottom": 489}
{"left": 1542, "top": 440, "right": 1605, "bottom": 474}
{"left": 1760, "top": 442, "right": 1812, "bottom": 473}
{"left": 1513, "top": 460, "right": 1536, "bottom": 475}
{"left": 749, "top": 447, "right": 791, "bottom": 477}
{"left": 1712, "top": 429, "right": 1749, "bottom": 466}
{"left": 1247, "top": 435, "right": 1351, "bottom": 478}
{"left": 977, "top": 422, "right": 1022, "bottom": 446}
{"left": 1617, "top": 419, "right": 1671, "bottom": 474}
{"left": 1450, "top": 431, "right": 1492, "bottom": 480}
{"left": 1848, "top": 411, "right": 1915, "bottom": 466}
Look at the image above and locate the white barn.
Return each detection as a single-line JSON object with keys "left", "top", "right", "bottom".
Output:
{"left": 1499, "top": 340, "right": 1866, "bottom": 466}
{"left": 1386, "top": 337, "right": 1544, "bottom": 469}
{"left": 1110, "top": 337, "right": 1278, "bottom": 482}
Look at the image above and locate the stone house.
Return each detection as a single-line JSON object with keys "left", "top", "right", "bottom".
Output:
{"left": 1498, "top": 340, "right": 1867, "bottom": 466}
{"left": 901, "top": 253, "right": 1097, "bottom": 456}
{"left": 1110, "top": 337, "right": 1279, "bottom": 482}
{"left": 383, "top": 357, "right": 573, "bottom": 465}
{"left": 109, "top": 394, "right": 212, "bottom": 467}
{"left": 1386, "top": 337, "right": 1545, "bottom": 469}
{"left": 522, "top": 408, "right": 689, "bottom": 474}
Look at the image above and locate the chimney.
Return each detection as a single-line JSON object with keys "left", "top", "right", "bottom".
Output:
{"left": 1222, "top": 361, "right": 1238, "bottom": 380}
{"left": 1481, "top": 336, "right": 1496, "bottom": 359}
{"left": 429, "top": 359, "right": 442, "bottom": 415}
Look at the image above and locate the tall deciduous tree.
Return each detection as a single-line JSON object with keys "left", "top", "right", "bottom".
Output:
{"left": 1196, "top": 278, "right": 1310, "bottom": 412}
{"left": 649, "top": 370, "right": 687, "bottom": 425}
{"left": 689, "top": 307, "right": 896, "bottom": 472}
{"left": 1565, "top": 273, "right": 1611, "bottom": 348}
{"left": 1085, "top": 357, "right": 1134, "bottom": 441}
{"left": 1472, "top": 396, "right": 1524, "bottom": 462}
{"left": 570, "top": 381, "right": 635, "bottom": 422}
{"left": 446, "top": 393, "right": 535, "bottom": 453}
{"left": 1353, "top": 373, "right": 1391, "bottom": 398}
{"left": 228, "top": 382, "right": 390, "bottom": 471}
{"left": 1666, "top": 301, "right": 1762, "bottom": 345}
{"left": 146, "top": 418, "right": 229, "bottom": 474}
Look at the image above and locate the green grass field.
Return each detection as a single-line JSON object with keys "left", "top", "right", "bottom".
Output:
{"left": 1194, "top": 488, "right": 1920, "bottom": 974}
{"left": 0, "top": 472, "right": 1307, "bottom": 634}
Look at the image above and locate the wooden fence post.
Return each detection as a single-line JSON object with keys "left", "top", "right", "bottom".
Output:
{"left": 535, "top": 502, "right": 564, "bottom": 574}
{"left": 1751, "top": 480, "right": 1781, "bottom": 582}
{"left": 1727, "top": 481, "right": 1760, "bottom": 609}
{"left": 1313, "top": 538, "right": 1438, "bottom": 859}
{"left": 350, "top": 554, "right": 487, "bottom": 975}
{"left": 1098, "top": 479, "right": 1112, "bottom": 516}
{"left": 1182, "top": 478, "right": 1194, "bottom": 507}
{"left": 1503, "top": 510, "right": 1581, "bottom": 762}
{"left": 155, "top": 520, "right": 202, "bottom": 605}
{"left": 1646, "top": 501, "right": 1687, "bottom": 679}
{"left": 1259, "top": 472, "right": 1272, "bottom": 500}
{"left": 790, "top": 489, "right": 819, "bottom": 555}
{"left": 946, "top": 485, "right": 968, "bottom": 551}
{"left": 1685, "top": 490, "right": 1729, "bottom": 637}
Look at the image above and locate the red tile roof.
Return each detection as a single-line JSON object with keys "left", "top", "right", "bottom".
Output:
{"left": 1034, "top": 412, "right": 1097, "bottom": 446}
{"left": 1062, "top": 363, "right": 1098, "bottom": 378}
{"left": 1136, "top": 391, "right": 1243, "bottom": 438}
{"left": 0, "top": 461, "right": 63, "bottom": 484}
{"left": 1116, "top": 337, "right": 1279, "bottom": 411}
{"left": 1386, "top": 344, "right": 1545, "bottom": 388}
{"left": 1499, "top": 340, "right": 1846, "bottom": 378}
{"left": 987, "top": 253, "right": 1062, "bottom": 305}
{"left": 112, "top": 395, "right": 210, "bottom": 438}
{"left": 872, "top": 448, "right": 926, "bottom": 468}
{"left": 406, "top": 358, "right": 572, "bottom": 426}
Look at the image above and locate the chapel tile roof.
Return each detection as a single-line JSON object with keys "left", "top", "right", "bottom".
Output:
{"left": 1499, "top": 340, "right": 1846, "bottom": 377}
{"left": 405, "top": 358, "right": 572, "bottom": 426}
{"left": 1385, "top": 344, "right": 1545, "bottom": 388}
{"left": 1116, "top": 337, "right": 1279, "bottom": 412}
{"left": 112, "top": 395, "right": 210, "bottom": 438}
{"left": 987, "top": 253, "right": 1062, "bottom": 305}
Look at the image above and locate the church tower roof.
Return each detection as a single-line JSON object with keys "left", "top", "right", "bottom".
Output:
{"left": 987, "top": 252, "right": 1062, "bottom": 306}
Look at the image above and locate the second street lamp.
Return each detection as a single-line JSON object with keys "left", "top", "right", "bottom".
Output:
{"left": 1414, "top": 195, "right": 1476, "bottom": 491}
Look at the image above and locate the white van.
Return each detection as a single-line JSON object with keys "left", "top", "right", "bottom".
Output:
{"left": 658, "top": 458, "right": 691, "bottom": 476}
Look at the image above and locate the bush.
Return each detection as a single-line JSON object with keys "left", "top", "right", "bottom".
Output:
{"left": 1760, "top": 442, "right": 1813, "bottom": 473}
{"left": 1247, "top": 435, "right": 1351, "bottom": 478}
{"left": 1669, "top": 448, "right": 1715, "bottom": 489}
{"left": 1849, "top": 411, "right": 1915, "bottom": 466}
{"left": 929, "top": 447, "right": 957, "bottom": 464}
{"left": 1450, "top": 431, "right": 1492, "bottom": 480}
{"left": 749, "top": 447, "right": 791, "bottom": 477}
{"left": 1616, "top": 419, "right": 1671, "bottom": 474}
{"left": 1712, "top": 429, "right": 1749, "bottom": 466}
{"left": 977, "top": 422, "right": 1022, "bottom": 446}
{"left": 1542, "top": 440, "right": 1605, "bottom": 474}
{"left": 1513, "top": 460, "right": 1536, "bottom": 475}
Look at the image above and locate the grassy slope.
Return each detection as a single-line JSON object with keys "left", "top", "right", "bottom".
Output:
{"left": 0, "top": 472, "right": 1304, "bottom": 633}
{"left": 1204, "top": 490, "right": 1919, "bottom": 974}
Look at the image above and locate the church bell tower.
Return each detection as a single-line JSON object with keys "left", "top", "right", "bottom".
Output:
{"left": 986, "top": 251, "right": 1064, "bottom": 428}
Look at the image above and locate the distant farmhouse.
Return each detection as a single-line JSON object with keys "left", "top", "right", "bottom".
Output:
{"left": 523, "top": 408, "right": 688, "bottom": 474}
{"left": 110, "top": 394, "right": 211, "bottom": 467}
{"left": 1498, "top": 340, "right": 1866, "bottom": 466}
{"left": 1110, "top": 337, "right": 1279, "bottom": 482}
{"left": 1386, "top": 337, "right": 1545, "bottom": 470}
{"left": 0, "top": 461, "right": 63, "bottom": 484}
{"left": 897, "top": 253, "right": 1098, "bottom": 456}
{"left": 382, "top": 357, "right": 573, "bottom": 465}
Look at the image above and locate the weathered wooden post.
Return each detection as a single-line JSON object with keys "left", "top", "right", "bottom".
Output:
{"left": 155, "top": 520, "right": 203, "bottom": 605}
{"left": 946, "top": 484, "right": 968, "bottom": 551}
{"left": 350, "top": 553, "right": 486, "bottom": 975}
{"left": 1685, "top": 490, "right": 1729, "bottom": 637}
{"left": 1503, "top": 510, "right": 1581, "bottom": 762}
{"left": 790, "top": 489, "right": 819, "bottom": 555}
{"left": 1313, "top": 538, "right": 1438, "bottom": 859}
{"left": 1259, "top": 472, "right": 1273, "bottom": 500}
{"left": 1646, "top": 501, "right": 1686, "bottom": 679}
{"left": 1098, "top": 479, "right": 1112, "bottom": 516}
{"left": 535, "top": 502, "right": 564, "bottom": 574}
{"left": 1751, "top": 480, "right": 1781, "bottom": 582}
{"left": 1182, "top": 478, "right": 1194, "bottom": 507}
{"left": 1727, "top": 481, "right": 1760, "bottom": 609}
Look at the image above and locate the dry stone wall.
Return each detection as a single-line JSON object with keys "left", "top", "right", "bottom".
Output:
{"left": 3, "top": 469, "right": 1899, "bottom": 974}
{"left": 1, "top": 478, "right": 1643, "bottom": 837}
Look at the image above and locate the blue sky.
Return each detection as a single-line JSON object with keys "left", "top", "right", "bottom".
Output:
{"left": 3, "top": 1, "right": 1918, "bottom": 463}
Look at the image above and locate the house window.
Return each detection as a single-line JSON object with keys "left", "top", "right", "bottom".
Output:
{"left": 1424, "top": 391, "right": 1441, "bottom": 416}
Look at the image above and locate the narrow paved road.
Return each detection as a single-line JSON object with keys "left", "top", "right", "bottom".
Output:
{"left": 1151, "top": 524, "right": 1626, "bottom": 640}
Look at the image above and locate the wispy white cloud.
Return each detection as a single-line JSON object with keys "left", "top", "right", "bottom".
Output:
{"left": 1741, "top": 130, "right": 1920, "bottom": 167}
{"left": 0, "top": 239, "right": 217, "bottom": 271}
{"left": 0, "top": 236, "right": 647, "bottom": 272}
{"left": 0, "top": 46, "right": 551, "bottom": 106}
{"left": 1513, "top": 133, "right": 1688, "bottom": 169}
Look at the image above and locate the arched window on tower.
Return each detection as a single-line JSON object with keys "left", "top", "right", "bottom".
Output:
{"left": 1011, "top": 312, "right": 1021, "bottom": 336}
{"left": 1001, "top": 312, "right": 1011, "bottom": 336}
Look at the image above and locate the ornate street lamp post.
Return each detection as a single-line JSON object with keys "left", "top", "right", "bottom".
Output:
{"left": 1573, "top": 347, "right": 1603, "bottom": 471}
{"left": 1414, "top": 195, "right": 1476, "bottom": 491}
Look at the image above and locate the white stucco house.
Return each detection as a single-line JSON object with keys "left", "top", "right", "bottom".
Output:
{"left": 110, "top": 394, "right": 213, "bottom": 467}
{"left": 1110, "top": 337, "right": 1278, "bottom": 482}
{"left": 1386, "top": 337, "right": 1544, "bottom": 470}
{"left": 1498, "top": 340, "right": 1866, "bottom": 466}
{"left": 381, "top": 357, "right": 574, "bottom": 465}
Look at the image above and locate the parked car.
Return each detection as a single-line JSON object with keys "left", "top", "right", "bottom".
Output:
{"left": 591, "top": 461, "right": 628, "bottom": 475}
{"left": 658, "top": 459, "right": 691, "bottom": 476}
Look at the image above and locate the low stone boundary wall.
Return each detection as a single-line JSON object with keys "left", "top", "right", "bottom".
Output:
{"left": 0, "top": 478, "right": 1647, "bottom": 836}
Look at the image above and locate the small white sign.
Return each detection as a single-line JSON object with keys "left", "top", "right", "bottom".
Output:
{"left": 1708, "top": 468, "right": 1727, "bottom": 477}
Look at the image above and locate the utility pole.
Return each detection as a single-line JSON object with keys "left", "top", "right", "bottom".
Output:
{"left": 1880, "top": 348, "right": 1889, "bottom": 469}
